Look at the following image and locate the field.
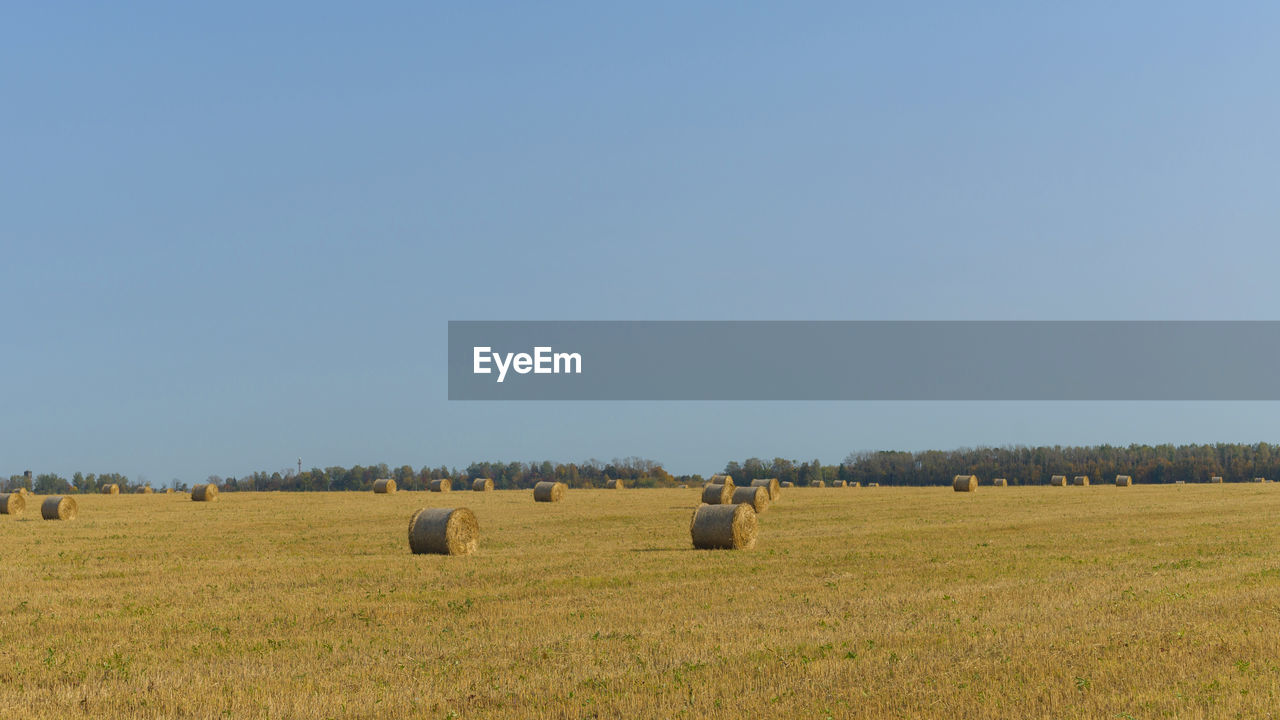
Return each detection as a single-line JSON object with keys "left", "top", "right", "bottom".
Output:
{"left": 3, "top": 485, "right": 1280, "bottom": 719}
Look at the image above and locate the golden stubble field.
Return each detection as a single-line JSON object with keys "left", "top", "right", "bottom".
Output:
{"left": 2, "top": 485, "right": 1280, "bottom": 719}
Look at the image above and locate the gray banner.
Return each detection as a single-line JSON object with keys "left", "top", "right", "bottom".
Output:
{"left": 448, "top": 321, "right": 1280, "bottom": 400}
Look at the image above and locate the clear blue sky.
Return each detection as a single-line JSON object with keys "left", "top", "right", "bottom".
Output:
{"left": 4, "top": 3, "right": 1280, "bottom": 484}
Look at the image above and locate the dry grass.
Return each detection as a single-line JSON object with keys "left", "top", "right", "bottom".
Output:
{"left": 3, "top": 487, "right": 1280, "bottom": 718}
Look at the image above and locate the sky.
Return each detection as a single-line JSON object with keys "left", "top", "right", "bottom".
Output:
{"left": 4, "top": 3, "right": 1280, "bottom": 485}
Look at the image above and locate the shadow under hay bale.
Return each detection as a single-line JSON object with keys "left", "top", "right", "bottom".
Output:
{"left": 533, "top": 481, "right": 566, "bottom": 502}
{"left": 41, "top": 496, "right": 77, "bottom": 520}
{"left": 373, "top": 478, "right": 397, "bottom": 494}
{"left": 191, "top": 484, "right": 218, "bottom": 502}
{"left": 408, "top": 507, "right": 478, "bottom": 555}
{"left": 690, "top": 504, "right": 758, "bottom": 550}
{"left": 0, "top": 492, "right": 25, "bottom": 516}
{"left": 731, "top": 486, "right": 770, "bottom": 513}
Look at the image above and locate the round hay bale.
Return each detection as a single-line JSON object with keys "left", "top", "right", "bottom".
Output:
{"left": 408, "top": 507, "right": 479, "bottom": 555}
{"left": 731, "top": 485, "right": 770, "bottom": 513}
{"left": 953, "top": 475, "right": 978, "bottom": 492}
{"left": 750, "top": 477, "right": 781, "bottom": 500}
{"left": 1255, "top": 477, "right": 1267, "bottom": 483}
{"left": 533, "top": 481, "right": 566, "bottom": 502}
{"left": 429, "top": 478, "right": 452, "bottom": 493}
{"left": 1210, "top": 476, "right": 1224, "bottom": 483}
{"left": 1072, "top": 475, "right": 1090, "bottom": 487}
{"left": 701, "top": 483, "right": 732, "bottom": 505}
{"left": 708, "top": 474, "right": 733, "bottom": 487}
{"left": 832, "top": 480, "right": 846, "bottom": 488}
{"left": 605, "top": 479, "right": 624, "bottom": 489}
{"left": 1050, "top": 475, "right": 1067, "bottom": 487}
{"left": 191, "top": 484, "right": 218, "bottom": 502}
{"left": 0, "top": 492, "right": 26, "bottom": 516}
{"left": 41, "top": 496, "right": 77, "bottom": 520}
{"left": 993, "top": 478, "right": 1008, "bottom": 487}
{"left": 101, "top": 483, "right": 120, "bottom": 495}
{"left": 812, "top": 480, "right": 826, "bottom": 488}
{"left": 850, "top": 481, "right": 862, "bottom": 488}
{"left": 1115, "top": 475, "right": 1133, "bottom": 487}
{"left": 472, "top": 478, "right": 494, "bottom": 492}
{"left": 135, "top": 486, "right": 154, "bottom": 494}
{"left": 867, "top": 482, "right": 879, "bottom": 487}
{"left": 373, "top": 478, "right": 397, "bottom": 494}
{"left": 690, "top": 504, "right": 758, "bottom": 550}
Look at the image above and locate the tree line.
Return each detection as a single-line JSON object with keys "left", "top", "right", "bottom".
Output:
{"left": 6, "top": 443, "right": 1278, "bottom": 493}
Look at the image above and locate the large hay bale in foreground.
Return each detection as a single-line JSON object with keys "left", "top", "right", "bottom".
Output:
{"left": 41, "top": 496, "right": 77, "bottom": 520}
{"left": 408, "top": 507, "right": 479, "bottom": 555}
{"left": 605, "top": 479, "right": 624, "bottom": 489}
{"left": 1073, "top": 475, "right": 1090, "bottom": 486}
{"left": 953, "top": 475, "right": 977, "bottom": 492}
{"left": 429, "top": 478, "right": 452, "bottom": 493}
{"left": 993, "top": 478, "right": 1008, "bottom": 487}
{"left": 1050, "top": 475, "right": 1067, "bottom": 487}
{"left": 0, "top": 492, "right": 25, "bottom": 516}
{"left": 191, "top": 484, "right": 218, "bottom": 502}
{"left": 1115, "top": 475, "right": 1133, "bottom": 487}
{"left": 101, "top": 483, "right": 120, "bottom": 495}
{"left": 373, "top": 478, "right": 397, "bottom": 494}
{"left": 731, "top": 485, "right": 770, "bottom": 513}
{"left": 472, "top": 478, "right": 494, "bottom": 492}
{"left": 533, "top": 481, "right": 566, "bottom": 502}
{"left": 750, "top": 478, "right": 781, "bottom": 500}
{"left": 701, "top": 483, "right": 732, "bottom": 505}
{"left": 1210, "top": 476, "right": 1224, "bottom": 483}
{"left": 690, "top": 503, "right": 758, "bottom": 550}
{"left": 135, "top": 486, "right": 153, "bottom": 494}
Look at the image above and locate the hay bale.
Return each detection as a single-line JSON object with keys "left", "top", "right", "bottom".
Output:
{"left": 953, "top": 474, "right": 977, "bottom": 492}
{"left": 1175, "top": 480, "right": 1186, "bottom": 484}
{"left": 429, "top": 478, "right": 452, "bottom": 493}
{"left": 101, "top": 483, "right": 120, "bottom": 495}
{"left": 0, "top": 492, "right": 25, "bottom": 516}
{"left": 191, "top": 484, "right": 218, "bottom": 502}
{"left": 1072, "top": 475, "right": 1090, "bottom": 486}
{"left": 867, "top": 482, "right": 879, "bottom": 487}
{"left": 832, "top": 480, "right": 847, "bottom": 488}
{"left": 408, "top": 507, "right": 479, "bottom": 555}
{"left": 472, "top": 478, "right": 494, "bottom": 492}
{"left": 690, "top": 503, "right": 758, "bottom": 550}
{"left": 750, "top": 477, "right": 781, "bottom": 500}
{"left": 605, "top": 478, "right": 624, "bottom": 489}
{"left": 1210, "top": 476, "right": 1224, "bottom": 483}
{"left": 165, "top": 488, "right": 175, "bottom": 494}
{"left": 812, "top": 480, "right": 826, "bottom": 488}
{"left": 135, "top": 486, "right": 154, "bottom": 494}
{"left": 1115, "top": 475, "right": 1133, "bottom": 487}
{"left": 850, "top": 481, "right": 861, "bottom": 488}
{"left": 731, "top": 485, "right": 770, "bottom": 513}
{"left": 781, "top": 481, "right": 795, "bottom": 488}
{"left": 701, "top": 483, "right": 732, "bottom": 504}
{"left": 678, "top": 484, "right": 688, "bottom": 489}
{"left": 41, "top": 496, "right": 77, "bottom": 520}
{"left": 1255, "top": 477, "right": 1267, "bottom": 483}
{"left": 533, "top": 481, "right": 566, "bottom": 502}
{"left": 993, "top": 478, "right": 1008, "bottom": 487}
{"left": 707, "top": 474, "right": 734, "bottom": 489}
{"left": 373, "top": 478, "right": 397, "bottom": 494}
{"left": 1050, "top": 475, "right": 1067, "bottom": 487}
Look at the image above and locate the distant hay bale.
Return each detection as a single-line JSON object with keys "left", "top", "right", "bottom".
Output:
{"left": 952, "top": 475, "right": 977, "bottom": 492}
{"left": 993, "top": 478, "right": 1008, "bottom": 487}
{"left": 101, "top": 483, "right": 120, "bottom": 495}
{"left": 678, "top": 484, "right": 688, "bottom": 489}
{"left": 1255, "top": 477, "right": 1267, "bottom": 483}
{"left": 850, "top": 481, "right": 862, "bottom": 488}
{"left": 135, "top": 486, "right": 153, "bottom": 494}
{"left": 701, "top": 483, "right": 733, "bottom": 505}
{"left": 472, "top": 478, "right": 494, "bottom": 492}
{"left": 832, "top": 480, "right": 846, "bottom": 488}
{"left": 605, "top": 479, "right": 624, "bottom": 489}
{"left": 1210, "top": 476, "right": 1224, "bottom": 483}
{"left": 1115, "top": 475, "right": 1133, "bottom": 487}
{"left": 1175, "top": 480, "right": 1186, "bottom": 484}
{"left": 191, "top": 484, "right": 218, "bottom": 502}
{"left": 41, "top": 496, "right": 77, "bottom": 520}
{"left": 731, "top": 485, "right": 770, "bottom": 513}
{"left": 0, "top": 492, "right": 25, "bottom": 516}
{"left": 690, "top": 503, "right": 758, "bottom": 550}
{"left": 373, "top": 478, "right": 397, "bottom": 494}
{"left": 165, "top": 488, "right": 175, "bottom": 494}
{"left": 1050, "top": 475, "right": 1067, "bottom": 487}
{"left": 812, "top": 480, "right": 826, "bottom": 488}
{"left": 781, "top": 481, "right": 795, "bottom": 488}
{"left": 533, "top": 481, "right": 567, "bottom": 502}
{"left": 429, "top": 478, "right": 452, "bottom": 493}
{"left": 867, "top": 482, "right": 879, "bottom": 487}
{"left": 1072, "top": 475, "right": 1090, "bottom": 486}
{"left": 408, "top": 507, "right": 479, "bottom": 555}
{"left": 750, "top": 477, "right": 781, "bottom": 500}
